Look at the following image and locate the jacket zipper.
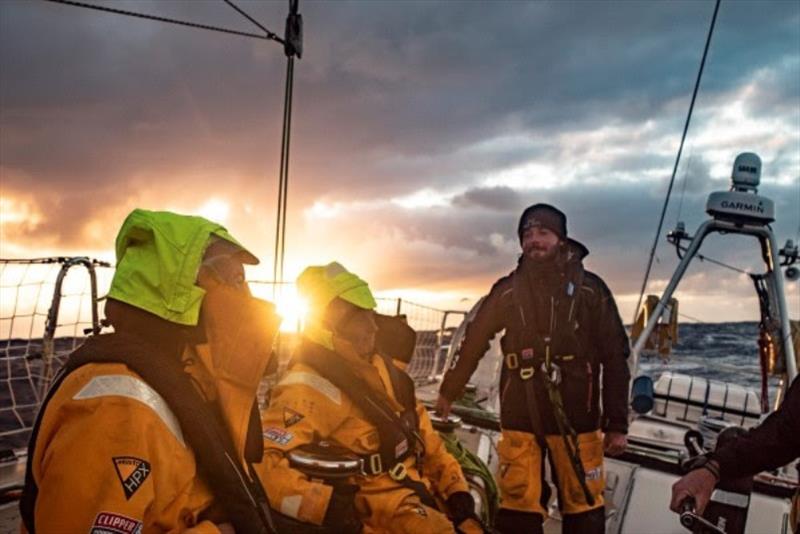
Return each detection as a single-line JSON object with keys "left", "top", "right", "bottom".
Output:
{"left": 586, "top": 362, "right": 593, "bottom": 413}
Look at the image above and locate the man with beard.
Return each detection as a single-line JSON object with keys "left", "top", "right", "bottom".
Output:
{"left": 436, "top": 204, "right": 631, "bottom": 534}
{"left": 258, "top": 262, "right": 483, "bottom": 533}
{"left": 21, "top": 209, "right": 280, "bottom": 533}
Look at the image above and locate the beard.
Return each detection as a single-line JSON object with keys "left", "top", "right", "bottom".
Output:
{"left": 524, "top": 243, "right": 559, "bottom": 264}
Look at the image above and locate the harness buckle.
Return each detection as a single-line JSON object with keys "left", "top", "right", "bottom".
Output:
{"left": 368, "top": 453, "right": 383, "bottom": 475}
{"left": 520, "top": 366, "right": 535, "bottom": 380}
{"left": 505, "top": 353, "right": 519, "bottom": 370}
{"left": 549, "top": 363, "right": 562, "bottom": 385}
{"left": 388, "top": 462, "right": 408, "bottom": 481}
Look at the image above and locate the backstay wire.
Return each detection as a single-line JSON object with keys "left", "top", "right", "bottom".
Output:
{"left": 632, "top": 0, "right": 721, "bottom": 324}
{"left": 44, "top": 0, "right": 284, "bottom": 43}
{"left": 42, "top": 0, "right": 302, "bottom": 304}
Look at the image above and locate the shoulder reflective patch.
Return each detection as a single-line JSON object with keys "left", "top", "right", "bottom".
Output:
{"left": 90, "top": 511, "right": 143, "bottom": 534}
{"left": 74, "top": 375, "right": 185, "bottom": 447}
{"left": 278, "top": 371, "right": 341, "bottom": 404}
{"left": 280, "top": 495, "right": 302, "bottom": 518}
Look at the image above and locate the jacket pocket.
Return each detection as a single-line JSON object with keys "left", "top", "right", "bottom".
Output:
{"left": 558, "top": 356, "right": 591, "bottom": 413}
{"left": 496, "top": 435, "right": 532, "bottom": 498}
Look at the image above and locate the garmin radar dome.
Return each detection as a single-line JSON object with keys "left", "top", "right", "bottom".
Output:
{"left": 731, "top": 152, "right": 761, "bottom": 191}
{"left": 706, "top": 152, "right": 774, "bottom": 224}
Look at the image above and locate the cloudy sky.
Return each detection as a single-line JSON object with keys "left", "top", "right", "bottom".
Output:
{"left": 1, "top": 0, "right": 798, "bottom": 322}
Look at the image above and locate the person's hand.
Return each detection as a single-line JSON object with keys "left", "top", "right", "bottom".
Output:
{"left": 603, "top": 431, "right": 627, "bottom": 456}
{"left": 446, "top": 491, "right": 476, "bottom": 524}
{"left": 324, "top": 483, "right": 361, "bottom": 533}
{"left": 670, "top": 464, "right": 719, "bottom": 515}
{"left": 436, "top": 394, "right": 452, "bottom": 418}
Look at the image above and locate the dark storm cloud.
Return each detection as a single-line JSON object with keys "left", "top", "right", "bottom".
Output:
{"left": 451, "top": 186, "right": 523, "bottom": 212}
{"left": 5, "top": 0, "right": 796, "bottom": 197}
{"left": 318, "top": 177, "right": 799, "bottom": 298}
{"left": 1, "top": 0, "right": 798, "bottom": 318}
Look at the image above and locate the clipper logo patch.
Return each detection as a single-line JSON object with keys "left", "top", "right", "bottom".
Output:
{"left": 264, "top": 427, "right": 294, "bottom": 446}
{"left": 90, "top": 512, "right": 143, "bottom": 534}
{"left": 112, "top": 457, "right": 151, "bottom": 500}
{"left": 283, "top": 407, "right": 304, "bottom": 427}
{"left": 585, "top": 467, "right": 602, "bottom": 481}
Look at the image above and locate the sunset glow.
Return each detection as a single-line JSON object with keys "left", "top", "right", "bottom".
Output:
{"left": 1, "top": 1, "right": 797, "bottom": 323}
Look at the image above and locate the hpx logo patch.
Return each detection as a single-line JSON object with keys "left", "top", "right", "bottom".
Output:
{"left": 90, "top": 512, "right": 143, "bottom": 534}
{"left": 112, "top": 457, "right": 151, "bottom": 500}
{"left": 283, "top": 407, "right": 304, "bottom": 427}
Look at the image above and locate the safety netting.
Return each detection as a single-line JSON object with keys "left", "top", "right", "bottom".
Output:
{"left": 0, "top": 261, "right": 466, "bottom": 453}
{"left": 0, "top": 258, "right": 112, "bottom": 453}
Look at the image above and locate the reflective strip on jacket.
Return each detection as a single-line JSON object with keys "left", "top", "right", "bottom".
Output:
{"left": 28, "top": 362, "right": 222, "bottom": 533}
{"left": 255, "top": 356, "right": 470, "bottom": 530}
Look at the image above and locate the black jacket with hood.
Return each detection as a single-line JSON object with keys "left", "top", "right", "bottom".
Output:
{"left": 440, "top": 239, "right": 631, "bottom": 435}
{"left": 711, "top": 375, "right": 800, "bottom": 480}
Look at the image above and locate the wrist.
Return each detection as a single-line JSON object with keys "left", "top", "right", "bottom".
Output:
{"left": 695, "top": 458, "right": 720, "bottom": 482}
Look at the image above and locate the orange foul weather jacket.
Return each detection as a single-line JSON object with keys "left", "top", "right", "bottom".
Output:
{"left": 26, "top": 343, "right": 264, "bottom": 534}
{"left": 256, "top": 344, "right": 473, "bottom": 533}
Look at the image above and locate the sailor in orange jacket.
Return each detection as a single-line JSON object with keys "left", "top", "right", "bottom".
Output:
{"left": 256, "top": 262, "right": 482, "bottom": 533}
{"left": 21, "top": 209, "right": 280, "bottom": 533}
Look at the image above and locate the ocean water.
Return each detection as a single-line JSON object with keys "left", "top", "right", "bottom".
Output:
{"left": 0, "top": 322, "right": 789, "bottom": 453}
{"left": 638, "top": 321, "right": 785, "bottom": 398}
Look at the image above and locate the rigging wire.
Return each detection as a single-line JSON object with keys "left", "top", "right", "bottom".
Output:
{"left": 678, "top": 311, "right": 705, "bottom": 323}
{"left": 632, "top": 0, "right": 721, "bottom": 324}
{"left": 272, "top": 0, "right": 301, "bottom": 296}
{"left": 675, "top": 143, "right": 695, "bottom": 224}
{"left": 689, "top": 249, "right": 751, "bottom": 275}
{"left": 222, "top": 0, "right": 275, "bottom": 37}
{"left": 45, "top": 0, "right": 301, "bottom": 295}
{"left": 693, "top": 252, "right": 750, "bottom": 275}
{"left": 674, "top": 242, "right": 752, "bottom": 275}
{"left": 272, "top": 55, "right": 295, "bottom": 293}
{"left": 44, "top": 0, "right": 284, "bottom": 44}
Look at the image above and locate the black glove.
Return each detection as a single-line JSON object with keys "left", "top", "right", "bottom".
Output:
{"left": 323, "top": 483, "right": 361, "bottom": 533}
{"left": 446, "top": 491, "right": 476, "bottom": 524}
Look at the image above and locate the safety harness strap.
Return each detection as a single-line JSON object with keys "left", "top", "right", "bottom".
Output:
{"left": 510, "top": 267, "right": 595, "bottom": 507}
{"left": 297, "top": 343, "right": 437, "bottom": 508}
{"left": 510, "top": 271, "right": 551, "bottom": 455}
{"left": 20, "top": 333, "right": 274, "bottom": 534}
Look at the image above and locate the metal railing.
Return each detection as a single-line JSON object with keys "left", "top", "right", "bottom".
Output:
{"left": 375, "top": 298, "right": 466, "bottom": 384}
{"left": 0, "top": 259, "right": 468, "bottom": 452}
{"left": 0, "top": 257, "right": 112, "bottom": 452}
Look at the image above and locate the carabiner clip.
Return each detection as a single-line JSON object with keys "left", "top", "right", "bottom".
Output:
{"left": 389, "top": 462, "right": 408, "bottom": 481}
{"left": 520, "top": 366, "right": 535, "bottom": 380}
{"left": 506, "top": 353, "right": 519, "bottom": 370}
{"left": 549, "top": 363, "right": 562, "bottom": 385}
